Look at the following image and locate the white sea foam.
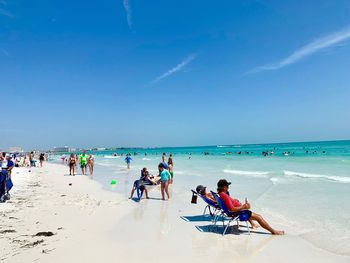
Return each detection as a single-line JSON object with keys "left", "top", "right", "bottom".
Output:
{"left": 142, "top": 158, "right": 152, "bottom": 161}
{"left": 284, "top": 170, "right": 350, "bottom": 183}
{"left": 104, "top": 156, "right": 120, "bottom": 159}
{"left": 269, "top": 177, "right": 279, "bottom": 184}
{"left": 223, "top": 169, "right": 269, "bottom": 177}
{"left": 96, "top": 162, "right": 114, "bottom": 167}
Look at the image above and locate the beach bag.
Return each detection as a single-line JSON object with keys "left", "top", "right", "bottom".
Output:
{"left": 191, "top": 192, "right": 197, "bottom": 204}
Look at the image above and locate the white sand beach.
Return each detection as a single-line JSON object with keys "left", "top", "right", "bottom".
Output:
{"left": 1, "top": 163, "right": 349, "bottom": 263}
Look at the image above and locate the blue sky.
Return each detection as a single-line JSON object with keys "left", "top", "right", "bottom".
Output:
{"left": 1, "top": 0, "right": 350, "bottom": 150}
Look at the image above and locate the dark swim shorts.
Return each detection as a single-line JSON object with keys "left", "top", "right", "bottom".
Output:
{"left": 238, "top": 210, "right": 252, "bottom": 221}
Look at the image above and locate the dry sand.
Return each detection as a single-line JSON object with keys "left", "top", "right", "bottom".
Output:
{"left": 0, "top": 163, "right": 348, "bottom": 263}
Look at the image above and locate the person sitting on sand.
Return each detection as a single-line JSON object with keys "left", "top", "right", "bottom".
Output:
{"left": 158, "top": 163, "right": 170, "bottom": 200}
{"left": 130, "top": 179, "right": 149, "bottom": 201}
{"left": 217, "top": 179, "right": 284, "bottom": 235}
{"left": 140, "top": 168, "right": 157, "bottom": 185}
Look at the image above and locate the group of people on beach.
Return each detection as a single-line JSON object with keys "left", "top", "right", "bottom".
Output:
{"left": 194, "top": 179, "right": 284, "bottom": 235}
{"left": 129, "top": 153, "right": 174, "bottom": 201}
{"left": 0, "top": 151, "right": 48, "bottom": 203}
{"left": 64, "top": 151, "right": 95, "bottom": 176}
{"left": 5, "top": 152, "right": 47, "bottom": 168}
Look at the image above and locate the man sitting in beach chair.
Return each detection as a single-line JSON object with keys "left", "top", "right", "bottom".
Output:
{"left": 130, "top": 179, "right": 149, "bottom": 201}
{"left": 217, "top": 179, "right": 284, "bottom": 235}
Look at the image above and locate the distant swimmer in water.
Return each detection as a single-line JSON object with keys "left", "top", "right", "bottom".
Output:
{"left": 162, "top": 152, "right": 166, "bottom": 163}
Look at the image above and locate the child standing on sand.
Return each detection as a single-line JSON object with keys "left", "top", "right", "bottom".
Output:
{"left": 158, "top": 163, "right": 170, "bottom": 200}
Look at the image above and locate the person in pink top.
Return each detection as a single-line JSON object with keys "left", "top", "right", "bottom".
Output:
{"left": 217, "top": 179, "right": 284, "bottom": 235}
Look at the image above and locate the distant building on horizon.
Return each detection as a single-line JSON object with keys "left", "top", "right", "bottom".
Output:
{"left": 52, "top": 146, "right": 76, "bottom": 153}
{"left": 92, "top": 147, "right": 106, "bottom": 151}
{"left": 8, "top": 147, "right": 24, "bottom": 153}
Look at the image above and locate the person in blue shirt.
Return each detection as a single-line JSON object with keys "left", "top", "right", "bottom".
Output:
{"left": 0, "top": 154, "right": 14, "bottom": 202}
{"left": 158, "top": 163, "right": 170, "bottom": 200}
{"left": 124, "top": 154, "right": 132, "bottom": 169}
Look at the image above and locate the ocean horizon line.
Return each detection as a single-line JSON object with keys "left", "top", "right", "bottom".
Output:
{"left": 47, "top": 138, "right": 350, "bottom": 152}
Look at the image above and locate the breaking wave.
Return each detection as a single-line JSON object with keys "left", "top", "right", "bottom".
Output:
{"left": 284, "top": 170, "right": 350, "bottom": 183}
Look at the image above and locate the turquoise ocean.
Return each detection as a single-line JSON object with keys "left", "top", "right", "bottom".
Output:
{"left": 53, "top": 140, "right": 350, "bottom": 256}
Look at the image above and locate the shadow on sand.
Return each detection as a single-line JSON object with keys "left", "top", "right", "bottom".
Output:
{"left": 196, "top": 224, "right": 270, "bottom": 236}
{"left": 130, "top": 197, "right": 164, "bottom": 202}
{"left": 181, "top": 214, "right": 222, "bottom": 222}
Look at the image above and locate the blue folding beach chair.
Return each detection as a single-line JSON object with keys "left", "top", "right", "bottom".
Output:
{"left": 191, "top": 190, "right": 220, "bottom": 218}
{"left": 211, "top": 191, "right": 250, "bottom": 235}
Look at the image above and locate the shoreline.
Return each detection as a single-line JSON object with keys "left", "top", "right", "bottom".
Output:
{"left": 0, "top": 163, "right": 349, "bottom": 262}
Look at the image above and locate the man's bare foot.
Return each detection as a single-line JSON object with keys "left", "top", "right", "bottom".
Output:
{"left": 272, "top": 230, "right": 285, "bottom": 235}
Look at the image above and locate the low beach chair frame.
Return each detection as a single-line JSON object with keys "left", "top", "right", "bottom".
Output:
{"left": 191, "top": 190, "right": 221, "bottom": 218}
{"left": 210, "top": 191, "right": 250, "bottom": 236}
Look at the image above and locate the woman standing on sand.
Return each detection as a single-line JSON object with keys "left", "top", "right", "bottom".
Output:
{"left": 39, "top": 153, "right": 45, "bottom": 167}
{"left": 69, "top": 154, "right": 76, "bottom": 176}
{"left": 88, "top": 154, "right": 94, "bottom": 175}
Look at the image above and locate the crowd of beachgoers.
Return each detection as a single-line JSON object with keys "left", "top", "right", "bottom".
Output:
{"left": 59, "top": 151, "right": 175, "bottom": 201}
{"left": 3, "top": 149, "right": 284, "bottom": 236}
{"left": 60, "top": 150, "right": 95, "bottom": 176}
{"left": 0, "top": 151, "right": 47, "bottom": 203}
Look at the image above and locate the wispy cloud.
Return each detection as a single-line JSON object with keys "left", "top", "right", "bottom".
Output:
{"left": 0, "top": 1, "right": 13, "bottom": 18}
{"left": 123, "top": 0, "right": 132, "bottom": 29}
{"left": 0, "top": 8, "right": 13, "bottom": 18}
{"left": 151, "top": 54, "right": 197, "bottom": 84}
{"left": 246, "top": 26, "right": 350, "bottom": 74}
{"left": 1, "top": 48, "right": 10, "bottom": 57}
